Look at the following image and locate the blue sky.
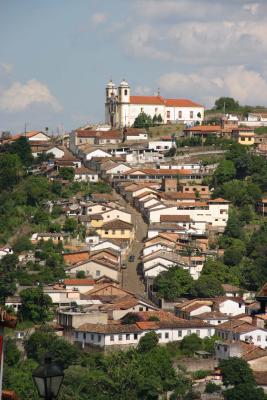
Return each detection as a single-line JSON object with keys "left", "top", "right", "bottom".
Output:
{"left": 1, "top": 0, "right": 267, "bottom": 134}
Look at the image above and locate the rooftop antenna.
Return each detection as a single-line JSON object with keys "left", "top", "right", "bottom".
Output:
{"left": 24, "top": 122, "right": 28, "bottom": 136}
{"left": 157, "top": 87, "right": 160, "bottom": 96}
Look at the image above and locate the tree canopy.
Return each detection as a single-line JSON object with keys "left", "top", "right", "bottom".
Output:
{"left": 20, "top": 288, "right": 52, "bottom": 323}
{"left": 154, "top": 267, "right": 194, "bottom": 301}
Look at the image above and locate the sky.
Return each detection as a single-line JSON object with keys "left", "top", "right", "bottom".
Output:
{"left": 1, "top": 0, "right": 267, "bottom": 134}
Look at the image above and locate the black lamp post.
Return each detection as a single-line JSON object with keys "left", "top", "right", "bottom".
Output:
{"left": 32, "top": 355, "right": 64, "bottom": 400}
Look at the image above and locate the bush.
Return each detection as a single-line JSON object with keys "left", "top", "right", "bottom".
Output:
{"left": 13, "top": 236, "right": 33, "bottom": 253}
{"left": 205, "top": 382, "right": 220, "bottom": 393}
{"left": 192, "top": 370, "right": 211, "bottom": 380}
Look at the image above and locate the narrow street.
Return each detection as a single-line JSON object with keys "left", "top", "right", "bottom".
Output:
{"left": 118, "top": 194, "right": 147, "bottom": 296}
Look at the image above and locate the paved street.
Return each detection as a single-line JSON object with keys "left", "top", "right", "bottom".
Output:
{"left": 118, "top": 195, "right": 147, "bottom": 296}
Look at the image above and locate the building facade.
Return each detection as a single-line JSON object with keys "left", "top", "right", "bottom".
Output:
{"left": 105, "top": 80, "right": 204, "bottom": 128}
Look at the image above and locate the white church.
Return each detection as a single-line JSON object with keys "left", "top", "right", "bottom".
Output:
{"left": 105, "top": 79, "right": 204, "bottom": 128}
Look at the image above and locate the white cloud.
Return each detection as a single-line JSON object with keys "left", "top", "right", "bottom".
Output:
{"left": 158, "top": 66, "right": 267, "bottom": 108}
{"left": 243, "top": 3, "right": 259, "bottom": 15}
{"left": 91, "top": 13, "right": 107, "bottom": 27}
{"left": 125, "top": 24, "right": 175, "bottom": 61}
{"left": 135, "top": 85, "right": 151, "bottom": 95}
{"left": 0, "top": 63, "right": 13, "bottom": 74}
{"left": 0, "top": 79, "right": 63, "bottom": 112}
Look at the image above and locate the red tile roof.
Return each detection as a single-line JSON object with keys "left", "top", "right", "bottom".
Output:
{"left": 130, "top": 95, "right": 165, "bottom": 105}
{"left": 165, "top": 98, "right": 203, "bottom": 107}
{"left": 64, "top": 279, "right": 95, "bottom": 286}
{"left": 130, "top": 96, "right": 203, "bottom": 108}
{"left": 184, "top": 125, "right": 221, "bottom": 132}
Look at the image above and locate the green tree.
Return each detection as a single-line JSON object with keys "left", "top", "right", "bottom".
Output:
{"left": 220, "top": 357, "right": 255, "bottom": 386}
{"left": 0, "top": 153, "right": 23, "bottom": 190}
{"left": 213, "top": 160, "right": 236, "bottom": 185}
{"left": 223, "top": 244, "right": 244, "bottom": 266}
{"left": 0, "top": 254, "right": 18, "bottom": 303}
{"left": 13, "top": 236, "right": 33, "bottom": 253}
{"left": 154, "top": 267, "right": 194, "bottom": 301}
{"left": 76, "top": 270, "right": 86, "bottom": 279}
{"left": 205, "top": 382, "right": 220, "bottom": 394}
{"left": 138, "top": 331, "right": 159, "bottom": 353}
{"left": 64, "top": 218, "right": 78, "bottom": 233}
{"left": 225, "top": 210, "right": 243, "bottom": 239}
{"left": 133, "top": 112, "right": 153, "bottom": 129}
{"left": 180, "top": 334, "right": 202, "bottom": 356}
{"left": 3, "top": 359, "right": 39, "bottom": 400}
{"left": 223, "top": 383, "right": 267, "bottom": 400}
{"left": 20, "top": 287, "right": 52, "bottom": 322}
{"left": 59, "top": 167, "right": 75, "bottom": 181}
{"left": 221, "top": 180, "right": 261, "bottom": 207}
{"left": 194, "top": 275, "right": 224, "bottom": 298}
{"left": 9, "top": 136, "right": 34, "bottom": 166}
{"left": 214, "top": 97, "right": 239, "bottom": 112}
{"left": 4, "top": 338, "right": 21, "bottom": 366}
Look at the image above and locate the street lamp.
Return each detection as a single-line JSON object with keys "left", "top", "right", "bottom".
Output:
{"left": 32, "top": 355, "right": 64, "bottom": 400}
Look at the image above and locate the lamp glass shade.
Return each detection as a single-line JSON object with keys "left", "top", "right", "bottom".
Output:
{"left": 32, "top": 357, "right": 64, "bottom": 399}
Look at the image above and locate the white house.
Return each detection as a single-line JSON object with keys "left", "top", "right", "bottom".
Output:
{"left": 125, "top": 131, "right": 148, "bottom": 141}
{"left": 216, "top": 320, "right": 267, "bottom": 349}
{"left": 105, "top": 79, "right": 204, "bottom": 128}
{"left": 149, "top": 198, "right": 229, "bottom": 232}
{"left": 65, "top": 259, "right": 120, "bottom": 282}
{"left": 74, "top": 167, "right": 99, "bottom": 182}
{"left": 74, "top": 312, "right": 214, "bottom": 349}
{"left": 104, "top": 163, "right": 132, "bottom": 178}
{"left": 45, "top": 146, "right": 65, "bottom": 159}
{"left": 63, "top": 278, "right": 95, "bottom": 294}
{"left": 0, "top": 246, "right": 13, "bottom": 260}
{"left": 99, "top": 209, "right": 132, "bottom": 224}
{"left": 148, "top": 139, "right": 176, "bottom": 152}
{"left": 83, "top": 149, "right": 112, "bottom": 161}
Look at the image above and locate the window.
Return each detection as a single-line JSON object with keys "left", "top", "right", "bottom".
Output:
{"left": 139, "top": 307, "right": 143, "bottom": 311}
{"left": 91, "top": 334, "right": 94, "bottom": 340}
{"left": 196, "top": 330, "right": 200, "bottom": 336}
{"left": 126, "top": 334, "right": 130, "bottom": 340}
{"left": 96, "top": 270, "right": 100, "bottom": 277}
{"left": 75, "top": 332, "right": 78, "bottom": 339}
{"left": 187, "top": 330, "right": 191, "bottom": 335}
{"left": 167, "top": 110, "right": 170, "bottom": 118}
{"left": 98, "top": 335, "right": 101, "bottom": 342}
{"left": 208, "top": 329, "right": 212, "bottom": 336}
{"left": 134, "top": 333, "right": 138, "bottom": 340}
{"left": 105, "top": 230, "right": 109, "bottom": 235}
{"left": 83, "top": 333, "right": 86, "bottom": 340}
{"left": 158, "top": 333, "right": 162, "bottom": 339}
{"left": 119, "top": 334, "right": 123, "bottom": 341}
{"left": 121, "top": 230, "right": 125, "bottom": 234}
{"left": 124, "top": 89, "right": 128, "bottom": 96}
{"left": 178, "top": 330, "right": 182, "bottom": 337}
{"left": 92, "top": 176, "right": 94, "bottom": 179}
{"left": 110, "top": 335, "right": 114, "bottom": 342}
{"left": 179, "top": 111, "right": 182, "bottom": 118}
{"left": 241, "top": 137, "right": 245, "bottom": 141}
{"left": 141, "top": 107, "right": 144, "bottom": 112}
{"left": 190, "top": 111, "right": 194, "bottom": 119}
{"left": 257, "top": 335, "right": 261, "bottom": 341}
{"left": 165, "top": 332, "right": 169, "bottom": 339}
{"left": 155, "top": 107, "right": 158, "bottom": 113}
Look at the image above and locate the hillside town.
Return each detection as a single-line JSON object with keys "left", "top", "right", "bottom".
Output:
{"left": 1, "top": 77, "right": 267, "bottom": 399}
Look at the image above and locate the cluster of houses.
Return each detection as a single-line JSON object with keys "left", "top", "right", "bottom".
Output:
{"left": 3, "top": 111, "right": 267, "bottom": 387}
